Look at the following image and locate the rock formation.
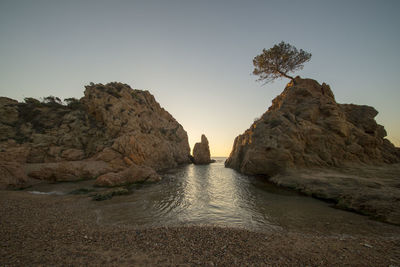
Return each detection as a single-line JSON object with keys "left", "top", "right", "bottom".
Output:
{"left": 226, "top": 77, "right": 400, "bottom": 175}
{"left": 192, "top": 134, "right": 212, "bottom": 164}
{"left": 95, "top": 164, "right": 161, "bottom": 187}
{"left": 225, "top": 77, "right": 400, "bottom": 224}
{"left": 0, "top": 82, "right": 191, "bottom": 188}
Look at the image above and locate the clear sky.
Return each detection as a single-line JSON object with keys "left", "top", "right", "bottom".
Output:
{"left": 1, "top": 0, "right": 399, "bottom": 156}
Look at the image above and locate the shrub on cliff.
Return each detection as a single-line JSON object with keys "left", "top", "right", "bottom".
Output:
{"left": 64, "top": 97, "right": 83, "bottom": 110}
{"left": 23, "top": 97, "right": 41, "bottom": 106}
{"left": 42, "top": 95, "right": 63, "bottom": 107}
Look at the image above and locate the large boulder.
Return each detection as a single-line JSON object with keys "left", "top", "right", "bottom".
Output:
{"left": 192, "top": 134, "right": 212, "bottom": 164}
{"left": 225, "top": 77, "right": 400, "bottom": 176}
{"left": 95, "top": 164, "right": 161, "bottom": 187}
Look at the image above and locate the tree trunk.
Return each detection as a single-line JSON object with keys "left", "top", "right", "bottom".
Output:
{"left": 277, "top": 70, "right": 294, "bottom": 82}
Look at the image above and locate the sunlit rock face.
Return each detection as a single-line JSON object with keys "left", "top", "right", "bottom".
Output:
{"left": 0, "top": 82, "right": 191, "bottom": 188}
{"left": 81, "top": 82, "right": 191, "bottom": 171}
{"left": 225, "top": 77, "right": 400, "bottom": 176}
{"left": 192, "top": 134, "right": 212, "bottom": 164}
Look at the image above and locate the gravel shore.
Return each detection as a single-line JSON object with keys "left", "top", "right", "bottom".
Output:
{"left": 1, "top": 190, "right": 400, "bottom": 266}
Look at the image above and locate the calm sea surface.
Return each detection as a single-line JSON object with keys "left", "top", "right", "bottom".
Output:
{"left": 28, "top": 157, "right": 398, "bottom": 235}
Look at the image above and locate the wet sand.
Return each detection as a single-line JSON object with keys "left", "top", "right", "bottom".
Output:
{"left": 1, "top": 190, "right": 400, "bottom": 266}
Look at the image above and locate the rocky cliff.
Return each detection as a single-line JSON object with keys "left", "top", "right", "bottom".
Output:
{"left": 225, "top": 77, "right": 400, "bottom": 224}
{"left": 0, "top": 82, "right": 191, "bottom": 189}
{"left": 225, "top": 77, "right": 400, "bottom": 175}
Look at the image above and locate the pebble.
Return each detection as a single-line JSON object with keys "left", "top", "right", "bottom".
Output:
{"left": 362, "top": 243, "right": 373, "bottom": 248}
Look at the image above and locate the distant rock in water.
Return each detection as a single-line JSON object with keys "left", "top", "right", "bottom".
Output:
{"left": 0, "top": 82, "right": 191, "bottom": 189}
{"left": 225, "top": 77, "right": 400, "bottom": 176}
{"left": 192, "top": 134, "right": 213, "bottom": 164}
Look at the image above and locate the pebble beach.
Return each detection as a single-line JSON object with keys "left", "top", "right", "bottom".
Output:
{"left": 1, "top": 191, "right": 400, "bottom": 266}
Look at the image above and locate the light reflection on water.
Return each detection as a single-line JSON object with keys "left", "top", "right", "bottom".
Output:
{"left": 90, "top": 158, "right": 399, "bottom": 235}
{"left": 27, "top": 158, "right": 400, "bottom": 235}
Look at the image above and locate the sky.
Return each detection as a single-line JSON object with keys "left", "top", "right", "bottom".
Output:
{"left": 1, "top": 0, "right": 399, "bottom": 156}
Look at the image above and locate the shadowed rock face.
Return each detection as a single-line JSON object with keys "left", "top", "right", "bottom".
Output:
{"left": 192, "top": 134, "right": 212, "bottom": 164}
{"left": 0, "top": 82, "right": 191, "bottom": 188}
{"left": 225, "top": 77, "right": 400, "bottom": 176}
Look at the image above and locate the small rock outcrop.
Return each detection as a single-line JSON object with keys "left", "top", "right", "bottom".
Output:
{"left": 226, "top": 77, "right": 400, "bottom": 175}
{"left": 192, "top": 134, "right": 212, "bottom": 164}
{"left": 0, "top": 82, "right": 191, "bottom": 188}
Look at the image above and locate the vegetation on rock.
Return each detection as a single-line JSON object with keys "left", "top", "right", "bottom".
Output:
{"left": 253, "top": 41, "right": 311, "bottom": 83}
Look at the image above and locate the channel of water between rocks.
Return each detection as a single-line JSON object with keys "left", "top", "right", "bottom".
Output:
{"left": 26, "top": 157, "right": 400, "bottom": 237}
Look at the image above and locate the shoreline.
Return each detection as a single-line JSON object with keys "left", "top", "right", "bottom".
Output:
{"left": 268, "top": 164, "right": 400, "bottom": 225}
{"left": 1, "top": 190, "right": 400, "bottom": 266}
